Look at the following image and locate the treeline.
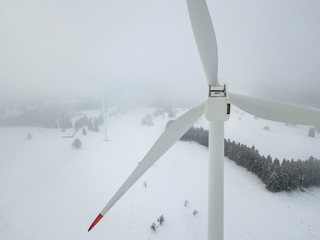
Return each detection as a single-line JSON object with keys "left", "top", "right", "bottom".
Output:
{"left": 225, "top": 141, "right": 320, "bottom": 192}
{"left": 0, "top": 98, "right": 103, "bottom": 129}
{"left": 166, "top": 120, "right": 320, "bottom": 192}
{"left": 0, "top": 108, "right": 72, "bottom": 129}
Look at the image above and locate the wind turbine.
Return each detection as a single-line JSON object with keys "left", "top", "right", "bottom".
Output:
{"left": 88, "top": 0, "right": 320, "bottom": 239}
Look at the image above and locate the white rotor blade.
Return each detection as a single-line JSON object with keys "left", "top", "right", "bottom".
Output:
{"left": 186, "top": 0, "right": 219, "bottom": 86}
{"left": 229, "top": 92, "right": 320, "bottom": 126}
{"left": 88, "top": 102, "right": 205, "bottom": 231}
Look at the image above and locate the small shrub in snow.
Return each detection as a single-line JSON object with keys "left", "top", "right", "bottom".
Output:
{"left": 193, "top": 210, "right": 198, "bottom": 216}
{"left": 184, "top": 200, "right": 189, "bottom": 207}
{"left": 143, "top": 181, "right": 147, "bottom": 188}
{"left": 157, "top": 215, "right": 164, "bottom": 225}
{"left": 308, "top": 127, "right": 315, "bottom": 138}
{"left": 141, "top": 113, "right": 154, "bottom": 126}
{"left": 72, "top": 138, "right": 82, "bottom": 149}
{"left": 150, "top": 222, "right": 157, "bottom": 231}
{"left": 263, "top": 126, "right": 270, "bottom": 131}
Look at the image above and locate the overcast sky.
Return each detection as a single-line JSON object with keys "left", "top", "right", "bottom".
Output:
{"left": 1, "top": 0, "right": 319, "bottom": 107}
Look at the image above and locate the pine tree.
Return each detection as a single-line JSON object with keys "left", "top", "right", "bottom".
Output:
{"left": 88, "top": 118, "right": 94, "bottom": 131}
{"left": 308, "top": 127, "right": 315, "bottom": 137}
{"left": 93, "top": 117, "right": 99, "bottom": 132}
{"left": 157, "top": 215, "right": 164, "bottom": 225}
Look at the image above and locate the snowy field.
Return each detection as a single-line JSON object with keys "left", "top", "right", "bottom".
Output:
{"left": 0, "top": 106, "right": 320, "bottom": 240}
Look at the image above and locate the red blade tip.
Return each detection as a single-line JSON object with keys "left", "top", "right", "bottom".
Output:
{"left": 88, "top": 213, "right": 103, "bottom": 232}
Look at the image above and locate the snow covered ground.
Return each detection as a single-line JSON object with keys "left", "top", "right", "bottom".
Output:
{"left": 0, "top": 106, "right": 319, "bottom": 240}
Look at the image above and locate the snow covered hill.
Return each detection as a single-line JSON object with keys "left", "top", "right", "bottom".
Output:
{"left": 0, "top": 106, "right": 319, "bottom": 240}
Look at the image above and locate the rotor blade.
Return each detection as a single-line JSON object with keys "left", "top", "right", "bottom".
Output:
{"left": 88, "top": 102, "right": 205, "bottom": 231}
{"left": 186, "top": 0, "right": 218, "bottom": 86}
{"left": 229, "top": 92, "right": 320, "bottom": 126}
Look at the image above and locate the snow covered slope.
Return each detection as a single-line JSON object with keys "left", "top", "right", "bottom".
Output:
{"left": 0, "top": 107, "right": 319, "bottom": 240}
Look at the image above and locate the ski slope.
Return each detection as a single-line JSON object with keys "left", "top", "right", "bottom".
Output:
{"left": 0, "top": 106, "right": 319, "bottom": 240}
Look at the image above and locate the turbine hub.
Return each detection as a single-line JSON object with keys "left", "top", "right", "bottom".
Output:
{"left": 205, "top": 84, "right": 230, "bottom": 121}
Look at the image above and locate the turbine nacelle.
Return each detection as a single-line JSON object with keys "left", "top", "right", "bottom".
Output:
{"left": 205, "top": 84, "right": 230, "bottom": 121}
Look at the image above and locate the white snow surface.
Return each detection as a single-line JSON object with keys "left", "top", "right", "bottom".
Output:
{"left": 0, "top": 106, "right": 320, "bottom": 240}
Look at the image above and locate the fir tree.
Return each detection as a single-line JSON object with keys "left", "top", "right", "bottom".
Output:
{"left": 308, "top": 127, "right": 315, "bottom": 137}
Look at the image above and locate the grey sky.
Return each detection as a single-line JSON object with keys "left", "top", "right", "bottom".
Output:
{"left": 1, "top": 0, "right": 319, "bottom": 107}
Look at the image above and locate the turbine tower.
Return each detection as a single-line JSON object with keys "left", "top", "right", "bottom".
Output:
{"left": 88, "top": 0, "right": 320, "bottom": 239}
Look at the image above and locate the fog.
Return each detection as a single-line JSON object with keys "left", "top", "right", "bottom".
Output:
{"left": 1, "top": 0, "right": 319, "bottom": 107}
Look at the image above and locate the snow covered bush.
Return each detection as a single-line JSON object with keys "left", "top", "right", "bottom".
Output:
{"left": 72, "top": 138, "right": 82, "bottom": 149}
{"left": 141, "top": 113, "right": 154, "bottom": 126}
{"left": 150, "top": 222, "right": 157, "bottom": 231}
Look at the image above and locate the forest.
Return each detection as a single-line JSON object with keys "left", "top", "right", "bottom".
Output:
{"left": 167, "top": 120, "right": 320, "bottom": 192}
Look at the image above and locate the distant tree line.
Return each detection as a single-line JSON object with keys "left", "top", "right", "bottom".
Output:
{"left": 166, "top": 120, "right": 320, "bottom": 192}
{"left": 0, "top": 99, "right": 104, "bottom": 129}
{"left": 0, "top": 103, "right": 106, "bottom": 131}
{"left": 0, "top": 108, "right": 72, "bottom": 128}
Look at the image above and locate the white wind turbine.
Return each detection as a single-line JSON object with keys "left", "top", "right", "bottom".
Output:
{"left": 88, "top": 0, "right": 320, "bottom": 239}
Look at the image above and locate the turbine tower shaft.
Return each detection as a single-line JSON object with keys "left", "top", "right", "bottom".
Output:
{"left": 208, "top": 121, "right": 224, "bottom": 240}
